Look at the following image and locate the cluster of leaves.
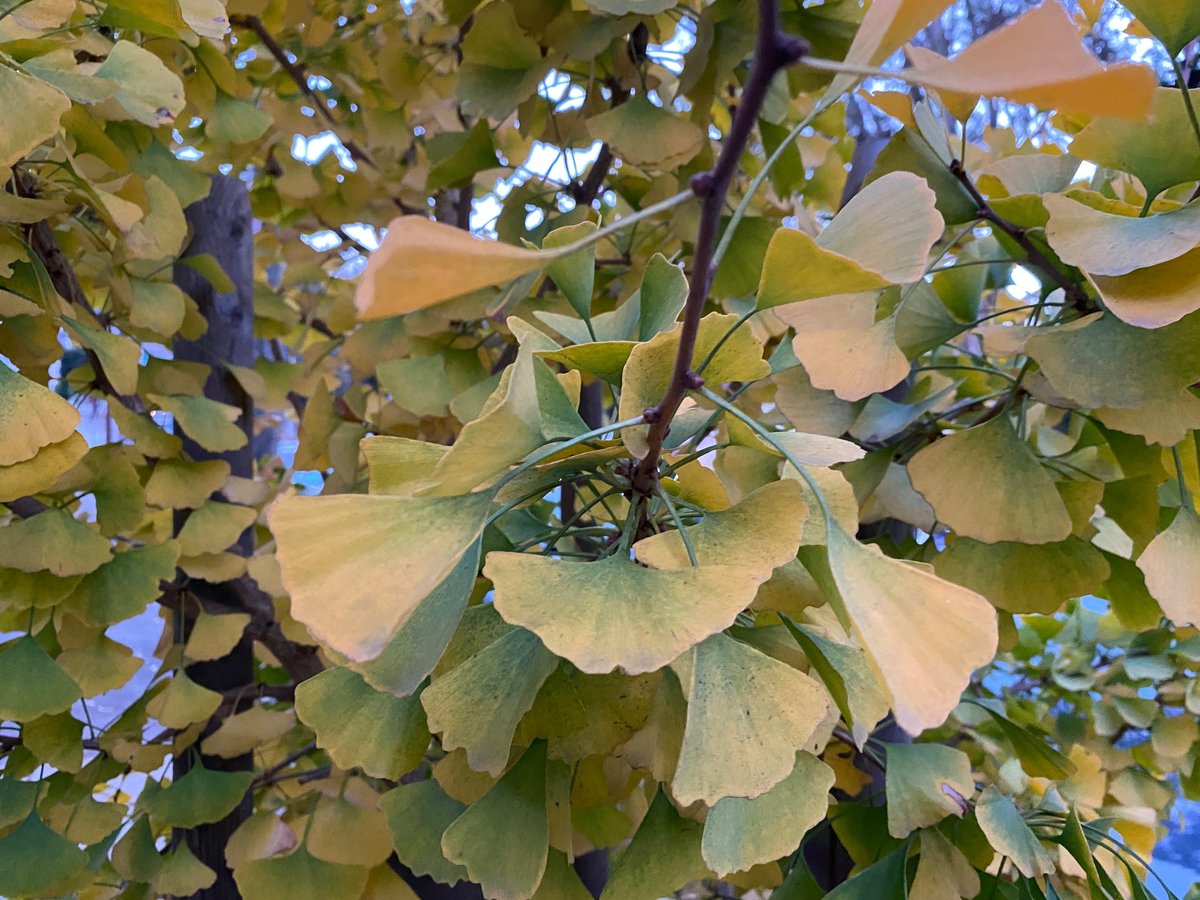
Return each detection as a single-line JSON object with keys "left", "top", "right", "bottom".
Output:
{"left": 1, "top": 0, "right": 1200, "bottom": 897}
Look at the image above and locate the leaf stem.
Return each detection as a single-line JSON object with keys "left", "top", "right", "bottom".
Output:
{"left": 1171, "top": 58, "right": 1200, "bottom": 157}
{"left": 1172, "top": 445, "right": 1195, "bottom": 514}
{"left": 631, "top": 0, "right": 809, "bottom": 497}
{"left": 655, "top": 483, "right": 700, "bottom": 566}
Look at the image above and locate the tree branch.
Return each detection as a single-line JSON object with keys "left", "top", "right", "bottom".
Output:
{"left": 631, "top": 0, "right": 807, "bottom": 496}
{"left": 948, "top": 159, "right": 1090, "bottom": 311}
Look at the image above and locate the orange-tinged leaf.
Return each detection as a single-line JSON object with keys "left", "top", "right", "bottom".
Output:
{"left": 907, "top": 3, "right": 1156, "bottom": 121}
{"left": 356, "top": 217, "right": 571, "bottom": 319}
{"left": 828, "top": 0, "right": 953, "bottom": 98}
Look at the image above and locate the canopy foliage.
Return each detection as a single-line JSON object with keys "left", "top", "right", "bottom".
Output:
{"left": 1, "top": 0, "right": 1199, "bottom": 897}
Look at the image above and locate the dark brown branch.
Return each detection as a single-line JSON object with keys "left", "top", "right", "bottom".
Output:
{"left": 948, "top": 159, "right": 1089, "bottom": 311}
{"left": 631, "top": 0, "right": 807, "bottom": 496}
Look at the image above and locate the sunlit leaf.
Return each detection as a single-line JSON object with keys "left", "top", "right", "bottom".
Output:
{"left": 1136, "top": 506, "right": 1200, "bottom": 628}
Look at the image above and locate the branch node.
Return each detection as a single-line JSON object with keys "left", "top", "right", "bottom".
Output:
{"left": 642, "top": 407, "right": 663, "bottom": 424}
{"left": 683, "top": 372, "right": 705, "bottom": 390}
{"left": 772, "top": 33, "right": 810, "bottom": 67}
{"left": 690, "top": 171, "right": 717, "bottom": 197}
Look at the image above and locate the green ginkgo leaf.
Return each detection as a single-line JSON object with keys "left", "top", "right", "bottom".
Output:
{"left": 907, "top": 417, "right": 1072, "bottom": 544}
{"left": 138, "top": 764, "right": 253, "bottom": 829}
{"left": 532, "top": 850, "right": 594, "bottom": 900}
{"left": 271, "top": 490, "right": 491, "bottom": 661}
{"left": 350, "top": 540, "right": 481, "bottom": 698}
{"left": 543, "top": 221, "right": 597, "bottom": 322}
{"left": 600, "top": 789, "right": 709, "bottom": 900}
{"left": 361, "top": 435, "right": 448, "bottom": 496}
{"left": 380, "top": 780, "right": 471, "bottom": 887}
{"left": 0, "top": 812, "right": 88, "bottom": 898}
{"left": 883, "top": 742, "right": 974, "bottom": 838}
{"left": 757, "top": 228, "right": 890, "bottom": 308}
{"left": 933, "top": 536, "right": 1110, "bottom": 614}
{"left": 111, "top": 815, "right": 164, "bottom": 883}
{"left": 671, "top": 633, "right": 830, "bottom": 806}
{"left": 442, "top": 741, "right": 550, "bottom": 900}
{"left": 1119, "top": 0, "right": 1200, "bottom": 56}
{"left": 0, "top": 636, "right": 82, "bottom": 721}
{"left": 974, "top": 787, "right": 1056, "bottom": 879}
{"left": 586, "top": 95, "right": 705, "bottom": 172}
{"left": 0, "top": 508, "right": 112, "bottom": 576}
{"left": 66, "top": 541, "right": 180, "bottom": 627}
{"left": 151, "top": 394, "right": 248, "bottom": 453}
{"left": 294, "top": 667, "right": 430, "bottom": 780}
{"left": 634, "top": 480, "right": 808, "bottom": 575}
{"left": 825, "top": 524, "right": 998, "bottom": 734}
{"left": 910, "top": 828, "right": 980, "bottom": 900}
{"left": 176, "top": 500, "right": 257, "bottom": 557}
{"left": 487, "top": 553, "right": 769, "bottom": 675}
{"left": 153, "top": 843, "right": 218, "bottom": 897}
{"left": 702, "top": 751, "right": 834, "bottom": 876}
{"left": 422, "top": 627, "right": 557, "bottom": 775}
{"left": 233, "top": 846, "right": 369, "bottom": 900}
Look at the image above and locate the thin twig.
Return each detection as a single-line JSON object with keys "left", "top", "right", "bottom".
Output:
{"left": 631, "top": 0, "right": 808, "bottom": 497}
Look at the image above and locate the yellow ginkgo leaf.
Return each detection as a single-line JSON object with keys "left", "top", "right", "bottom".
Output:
{"left": 634, "top": 480, "right": 807, "bottom": 575}
{"left": 826, "top": 525, "right": 997, "bottom": 734}
{"left": 0, "top": 365, "right": 81, "bottom": 467}
{"left": 906, "top": 3, "right": 1156, "bottom": 121}
{"left": 907, "top": 417, "right": 1073, "bottom": 544}
{"left": 1043, "top": 194, "right": 1200, "bottom": 277}
{"left": 671, "top": 633, "right": 830, "bottom": 806}
{"left": 826, "top": 0, "right": 952, "bottom": 99}
{"left": 0, "top": 508, "right": 112, "bottom": 576}
{"left": 0, "top": 432, "right": 87, "bottom": 502}
{"left": 910, "top": 828, "right": 980, "bottom": 900}
{"left": 792, "top": 315, "right": 910, "bottom": 402}
{"left": 356, "top": 217, "right": 572, "bottom": 319}
{"left": 1096, "top": 390, "right": 1200, "bottom": 446}
{"left": 1090, "top": 247, "right": 1200, "bottom": 329}
{"left": 145, "top": 671, "right": 222, "bottom": 729}
{"left": 184, "top": 611, "right": 251, "bottom": 662}
{"left": 1136, "top": 506, "right": 1200, "bottom": 628}
{"left": 486, "top": 553, "right": 769, "bottom": 676}
{"left": 586, "top": 95, "right": 705, "bottom": 172}
{"left": 0, "top": 66, "right": 72, "bottom": 168}
{"left": 701, "top": 751, "right": 833, "bottom": 876}
{"left": 270, "top": 491, "right": 491, "bottom": 661}
{"left": 757, "top": 229, "right": 889, "bottom": 308}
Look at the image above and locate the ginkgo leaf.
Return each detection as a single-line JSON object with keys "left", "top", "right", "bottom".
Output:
{"left": 62, "top": 316, "right": 141, "bottom": 396}
{"left": 357, "top": 217, "right": 575, "bottom": 319}
{"left": 600, "top": 789, "right": 709, "bottom": 900}
{"left": 202, "top": 705, "right": 297, "bottom": 759}
{"left": 146, "top": 670, "right": 222, "bottom": 728}
{"left": 1096, "top": 390, "right": 1200, "bottom": 446}
{"left": 233, "top": 846, "right": 369, "bottom": 900}
{"left": 1026, "top": 310, "right": 1200, "bottom": 408}
{"left": 308, "top": 796, "right": 394, "bottom": 867}
{"left": 0, "top": 812, "right": 88, "bottom": 898}
{"left": 827, "top": 0, "right": 951, "bottom": 99}
{"left": 184, "top": 611, "right": 251, "bottom": 662}
{"left": 111, "top": 815, "right": 164, "bottom": 882}
{"left": 442, "top": 741, "right": 550, "bottom": 900}
{"left": 67, "top": 541, "right": 179, "bottom": 626}
{"left": 671, "top": 633, "right": 830, "bottom": 806}
{"left": 1136, "top": 506, "right": 1200, "bottom": 628}
{"left": 487, "top": 553, "right": 769, "bottom": 675}
{"left": 350, "top": 541, "right": 480, "bottom": 698}
{"left": 884, "top": 742, "right": 974, "bottom": 838}
{"left": 422, "top": 627, "right": 557, "bottom": 775}
{"left": 0, "top": 636, "right": 81, "bottom": 721}
{"left": 95, "top": 40, "right": 186, "bottom": 126}
{"left": 634, "top": 480, "right": 808, "bottom": 575}
{"left": 139, "top": 764, "right": 253, "bottom": 829}
{"left": 906, "top": 3, "right": 1155, "bottom": 121}
{"left": 1071, "top": 88, "right": 1200, "bottom": 199}
{"left": 818, "top": 172, "right": 945, "bottom": 284}
{"left": 933, "top": 537, "right": 1110, "bottom": 614}
{"left": 1120, "top": 0, "right": 1200, "bottom": 56}
{"left": 910, "top": 828, "right": 980, "bottom": 900}
{"left": 757, "top": 228, "right": 889, "bottom": 308}
{"left": 294, "top": 667, "right": 429, "bottom": 780}
{"left": 618, "top": 669, "right": 687, "bottom": 783}
{"left": 0, "top": 66, "right": 72, "bottom": 168}
{"left": 826, "top": 524, "right": 997, "bottom": 734}
{"left": 153, "top": 843, "right": 218, "bottom": 897}
{"left": 271, "top": 491, "right": 491, "bottom": 661}
{"left": 0, "top": 365, "right": 81, "bottom": 466}
{"left": 587, "top": 95, "right": 705, "bottom": 171}
{"left": 975, "top": 787, "right": 1056, "bottom": 879}
{"left": 793, "top": 314, "right": 911, "bottom": 402}
{"left": 380, "top": 780, "right": 471, "bottom": 886}
{"left": 1043, "top": 194, "right": 1200, "bottom": 277}
{"left": 177, "top": 500, "right": 257, "bottom": 557}
{"left": 0, "top": 431, "right": 87, "bottom": 501}
{"left": 151, "top": 394, "right": 248, "bottom": 453}
{"left": 907, "top": 417, "right": 1073, "bottom": 544}
{"left": 1089, "top": 247, "right": 1200, "bottom": 329}
{"left": 361, "top": 436, "right": 447, "bottom": 496}
{"left": 543, "top": 221, "right": 597, "bottom": 321}
{"left": 701, "top": 752, "right": 833, "bottom": 876}
{"left": 619, "top": 313, "right": 770, "bottom": 457}
{"left": 783, "top": 611, "right": 890, "bottom": 749}
{"left": 757, "top": 431, "right": 867, "bottom": 467}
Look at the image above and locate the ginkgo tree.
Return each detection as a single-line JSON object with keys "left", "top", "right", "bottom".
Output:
{"left": 1, "top": 0, "right": 1199, "bottom": 897}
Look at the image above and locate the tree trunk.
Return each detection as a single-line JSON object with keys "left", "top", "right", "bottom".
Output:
{"left": 171, "top": 175, "right": 256, "bottom": 899}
